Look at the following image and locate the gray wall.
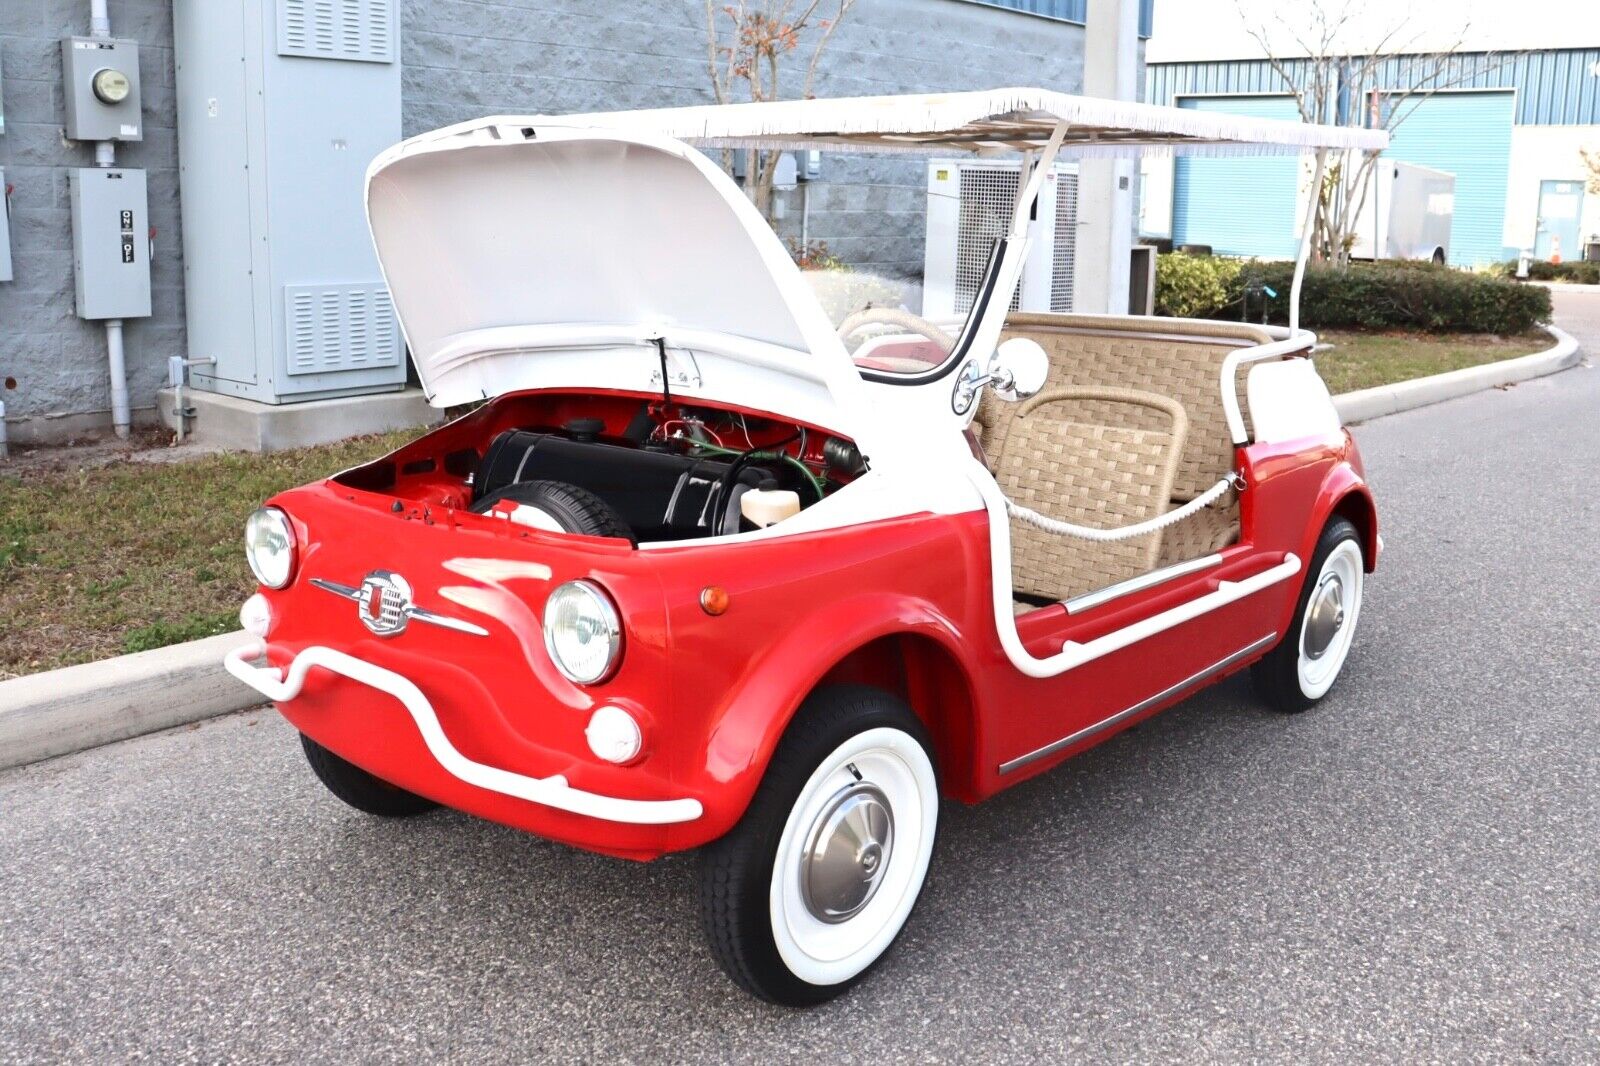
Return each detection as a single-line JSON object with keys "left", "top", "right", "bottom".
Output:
{"left": 0, "top": 0, "right": 183, "bottom": 442}
{"left": 404, "top": 0, "right": 1088, "bottom": 278}
{"left": 2, "top": 0, "right": 1089, "bottom": 441}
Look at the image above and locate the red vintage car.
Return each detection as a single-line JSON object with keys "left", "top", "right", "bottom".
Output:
{"left": 226, "top": 90, "right": 1388, "bottom": 1005}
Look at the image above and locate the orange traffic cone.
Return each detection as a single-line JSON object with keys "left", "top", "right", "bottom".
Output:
{"left": 1552, "top": 235, "right": 1562, "bottom": 264}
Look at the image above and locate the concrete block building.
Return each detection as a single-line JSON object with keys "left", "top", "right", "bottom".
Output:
{"left": 0, "top": 0, "right": 1150, "bottom": 447}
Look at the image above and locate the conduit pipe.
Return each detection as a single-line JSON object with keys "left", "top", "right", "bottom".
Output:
{"left": 88, "top": 0, "right": 130, "bottom": 439}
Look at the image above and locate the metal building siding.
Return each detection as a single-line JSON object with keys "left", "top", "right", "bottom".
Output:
{"left": 1171, "top": 95, "right": 1303, "bottom": 259}
{"left": 1148, "top": 49, "right": 1600, "bottom": 125}
{"left": 1378, "top": 91, "right": 1515, "bottom": 266}
{"left": 959, "top": 0, "right": 1155, "bottom": 36}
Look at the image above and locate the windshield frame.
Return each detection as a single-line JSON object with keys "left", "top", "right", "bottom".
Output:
{"left": 855, "top": 235, "right": 1010, "bottom": 386}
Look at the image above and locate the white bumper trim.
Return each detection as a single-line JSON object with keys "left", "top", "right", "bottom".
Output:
{"left": 224, "top": 642, "right": 702, "bottom": 825}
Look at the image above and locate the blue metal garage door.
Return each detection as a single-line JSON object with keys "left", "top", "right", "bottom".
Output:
{"left": 1377, "top": 91, "right": 1514, "bottom": 267}
{"left": 1173, "top": 95, "right": 1301, "bottom": 259}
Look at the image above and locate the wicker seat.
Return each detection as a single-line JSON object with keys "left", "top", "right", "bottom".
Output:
{"left": 985, "top": 387, "right": 1187, "bottom": 602}
{"left": 976, "top": 313, "right": 1271, "bottom": 603}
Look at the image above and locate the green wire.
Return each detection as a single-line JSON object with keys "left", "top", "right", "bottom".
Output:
{"left": 690, "top": 440, "right": 827, "bottom": 500}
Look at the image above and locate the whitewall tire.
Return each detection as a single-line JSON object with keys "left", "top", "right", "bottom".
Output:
{"left": 699, "top": 687, "right": 939, "bottom": 1006}
{"left": 1254, "top": 516, "right": 1365, "bottom": 713}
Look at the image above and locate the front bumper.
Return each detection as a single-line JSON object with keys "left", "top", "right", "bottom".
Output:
{"left": 224, "top": 641, "right": 703, "bottom": 826}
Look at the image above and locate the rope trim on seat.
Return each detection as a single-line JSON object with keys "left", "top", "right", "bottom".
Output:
{"left": 1005, "top": 474, "right": 1235, "bottom": 543}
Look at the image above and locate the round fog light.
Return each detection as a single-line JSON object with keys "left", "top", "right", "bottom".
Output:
{"left": 239, "top": 593, "right": 272, "bottom": 638}
{"left": 585, "top": 706, "right": 643, "bottom": 764}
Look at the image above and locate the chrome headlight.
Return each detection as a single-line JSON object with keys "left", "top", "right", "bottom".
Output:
{"left": 543, "top": 580, "right": 622, "bottom": 685}
{"left": 245, "top": 507, "right": 297, "bottom": 589}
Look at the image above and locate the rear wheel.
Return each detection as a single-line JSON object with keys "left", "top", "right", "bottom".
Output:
{"left": 300, "top": 733, "right": 438, "bottom": 818}
{"left": 1253, "top": 517, "right": 1365, "bottom": 713}
{"left": 698, "top": 686, "right": 939, "bottom": 1006}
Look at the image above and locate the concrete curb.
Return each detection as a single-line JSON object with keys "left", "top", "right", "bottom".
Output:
{"left": 0, "top": 630, "right": 252, "bottom": 772}
{"left": 1333, "top": 324, "right": 1582, "bottom": 424}
{"left": 0, "top": 325, "right": 1587, "bottom": 773}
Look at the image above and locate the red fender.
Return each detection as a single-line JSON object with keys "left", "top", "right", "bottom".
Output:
{"left": 689, "top": 591, "right": 979, "bottom": 842}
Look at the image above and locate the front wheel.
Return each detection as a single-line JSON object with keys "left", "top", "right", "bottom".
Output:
{"left": 698, "top": 687, "right": 939, "bottom": 1006}
{"left": 1253, "top": 516, "right": 1365, "bottom": 713}
{"left": 300, "top": 733, "right": 439, "bottom": 818}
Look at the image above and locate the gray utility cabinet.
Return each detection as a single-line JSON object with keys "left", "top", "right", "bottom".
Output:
{"left": 173, "top": 0, "right": 404, "bottom": 404}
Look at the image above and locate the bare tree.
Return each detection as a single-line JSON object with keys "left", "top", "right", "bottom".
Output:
{"left": 1238, "top": 0, "right": 1506, "bottom": 267}
{"left": 704, "top": 0, "right": 855, "bottom": 224}
{"left": 1581, "top": 147, "right": 1600, "bottom": 196}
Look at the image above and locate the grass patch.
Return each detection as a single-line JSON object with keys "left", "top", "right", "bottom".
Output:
{"left": 0, "top": 430, "right": 416, "bottom": 679}
{"left": 1314, "top": 329, "right": 1549, "bottom": 395}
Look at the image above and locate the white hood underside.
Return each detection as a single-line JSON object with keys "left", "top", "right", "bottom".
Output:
{"left": 365, "top": 126, "right": 863, "bottom": 437}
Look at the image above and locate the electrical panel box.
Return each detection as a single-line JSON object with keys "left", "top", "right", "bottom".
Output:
{"left": 0, "top": 169, "right": 13, "bottom": 283}
{"left": 68, "top": 168, "right": 152, "bottom": 319}
{"left": 173, "top": 0, "right": 404, "bottom": 404}
{"left": 62, "top": 37, "right": 144, "bottom": 142}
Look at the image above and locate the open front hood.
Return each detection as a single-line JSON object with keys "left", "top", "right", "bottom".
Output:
{"left": 366, "top": 124, "right": 865, "bottom": 437}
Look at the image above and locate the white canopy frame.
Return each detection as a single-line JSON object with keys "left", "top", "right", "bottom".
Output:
{"left": 537, "top": 88, "right": 1381, "bottom": 415}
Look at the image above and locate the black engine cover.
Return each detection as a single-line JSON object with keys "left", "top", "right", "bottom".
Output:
{"left": 475, "top": 430, "right": 758, "bottom": 540}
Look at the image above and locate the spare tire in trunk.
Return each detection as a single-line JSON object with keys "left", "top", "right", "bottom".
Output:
{"left": 471, "top": 479, "right": 634, "bottom": 543}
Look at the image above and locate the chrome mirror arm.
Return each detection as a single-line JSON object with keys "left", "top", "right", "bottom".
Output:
{"left": 951, "top": 357, "right": 1015, "bottom": 416}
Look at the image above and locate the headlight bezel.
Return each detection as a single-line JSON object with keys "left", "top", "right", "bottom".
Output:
{"left": 245, "top": 507, "right": 297, "bottom": 589}
{"left": 542, "top": 579, "right": 623, "bottom": 685}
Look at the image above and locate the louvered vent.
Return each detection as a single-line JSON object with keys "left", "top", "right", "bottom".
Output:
{"left": 285, "top": 283, "right": 401, "bottom": 377}
{"left": 1050, "top": 171, "right": 1078, "bottom": 312}
{"left": 951, "top": 163, "right": 1078, "bottom": 316}
{"left": 954, "top": 167, "right": 1021, "bottom": 316}
{"left": 278, "top": 0, "right": 394, "bottom": 63}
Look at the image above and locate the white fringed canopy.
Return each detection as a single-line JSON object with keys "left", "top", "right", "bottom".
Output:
{"left": 540, "top": 87, "right": 1389, "bottom": 158}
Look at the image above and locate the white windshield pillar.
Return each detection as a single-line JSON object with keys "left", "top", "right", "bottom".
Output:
{"left": 961, "top": 122, "right": 1069, "bottom": 368}
{"left": 1289, "top": 148, "right": 1328, "bottom": 336}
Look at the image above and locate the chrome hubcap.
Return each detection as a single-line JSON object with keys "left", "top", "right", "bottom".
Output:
{"left": 800, "top": 780, "right": 894, "bottom": 924}
{"left": 1303, "top": 573, "right": 1346, "bottom": 660}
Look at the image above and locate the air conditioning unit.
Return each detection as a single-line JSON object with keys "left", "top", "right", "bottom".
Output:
{"left": 922, "top": 159, "right": 1079, "bottom": 319}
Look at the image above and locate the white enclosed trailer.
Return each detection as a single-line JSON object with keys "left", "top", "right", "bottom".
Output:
{"left": 1350, "top": 161, "right": 1455, "bottom": 264}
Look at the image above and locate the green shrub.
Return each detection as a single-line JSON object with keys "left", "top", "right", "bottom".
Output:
{"left": 1153, "top": 252, "right": 1242, "bottom": 318}
{"left": 1155, "top": 255, "right": 1552, "bottom": 334}
{"left": 1513, "top": 259, "right": 1600, "bottom": 284}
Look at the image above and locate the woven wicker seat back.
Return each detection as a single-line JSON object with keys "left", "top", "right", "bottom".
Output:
{"left": 986, "top": 387, "right": 1187, "bottom": 602}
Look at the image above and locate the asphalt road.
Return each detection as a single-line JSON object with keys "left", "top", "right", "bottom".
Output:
{"left": 3, "top": 294, "right": 1598, "bottom": 1064}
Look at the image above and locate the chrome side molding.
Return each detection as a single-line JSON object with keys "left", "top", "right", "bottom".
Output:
{"left": 997, "top": 632, "right": 1277, "bottom": 775}
{"left": 1064, "top": 553, "right": 1225, "bottom": 614}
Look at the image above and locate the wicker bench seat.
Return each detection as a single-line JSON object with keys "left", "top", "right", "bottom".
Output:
{"left": 976, "top": 313, "right": 1271, "bottom": 603}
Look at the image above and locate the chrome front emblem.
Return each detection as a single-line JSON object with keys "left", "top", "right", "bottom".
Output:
{"left": 311, "top": 571, "right": 489, "bottom": 638}
{"left": 357, "top": 570, "right": 412, "bottom": 636}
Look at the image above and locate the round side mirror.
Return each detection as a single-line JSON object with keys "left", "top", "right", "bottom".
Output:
{"left": 991, "top": 337, "right": 1049, "bottom": 401}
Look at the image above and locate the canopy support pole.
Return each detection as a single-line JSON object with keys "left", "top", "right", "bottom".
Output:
{"left": 1289, "top": 148, "right": 1328, "bottom": 336}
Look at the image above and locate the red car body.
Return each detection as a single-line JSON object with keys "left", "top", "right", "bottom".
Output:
{"left": 253, "top": 387, "right": 1377, "bottom": 861}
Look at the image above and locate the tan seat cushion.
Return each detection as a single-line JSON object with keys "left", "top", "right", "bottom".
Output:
{"left": 1156, "top": 496, "right": 1240, "bottom": 565}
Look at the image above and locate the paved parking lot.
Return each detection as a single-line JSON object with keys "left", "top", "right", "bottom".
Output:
{"left": 2, "top": 294, "right": 1597, "bottom": 1063}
